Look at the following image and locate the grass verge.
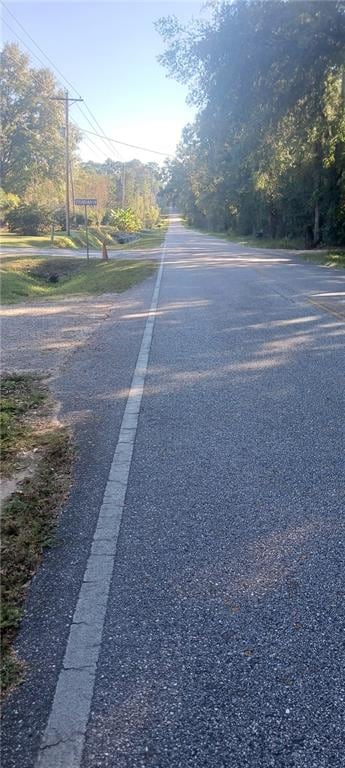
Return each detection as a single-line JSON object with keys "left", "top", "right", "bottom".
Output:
{"left": 1, "top": 255, "right": 156, "bottom": 304}
{"left": 296, "top": 250, "right": 345, "bottom": 268}
{"left": 185, "top": 223, "right": 345, "bottom": 266}
{"left": 0, "top": 231, "right": 79, "bottom": 249}
{"left": 0, "top": 219, "right": 168, "bottom": 252}
{"left": 108, "top": 220, "right": 169, "bottom": 251}
{"left": 1, "top": 374, "right": 73, "bottom": 695}
{"left": 185, "top": 224, "right": 305, "bottom": 250}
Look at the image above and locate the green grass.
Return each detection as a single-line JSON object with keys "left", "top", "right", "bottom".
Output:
{"left": 1, "top": 254, "right": 157, "bottom": 304}
{"left": 0, "top": 374, "right": 45, "bottom": 476}
{"left": 226, "top": 233, "right": 306, "bottom": 249}
{"left": 116, "top": 224, "right": 168, "bottom": 251}
{"left": 69, "top": 223, "right": 168, "bottom": 252}
{"left": 1, "top": 375, "right": 73, "bottom": 695}
{"left": 296, "top": 250, "right": 345, "bottom": 268}
{"left": 185, "top": 223, "right": 345, "bottom": 266}
{"left": 0, "top": 219, "right": 168, "bottom": 252}
{"left": 186, "top": 224, "right": 306, "bottom": 250}
{"left": 0, "top": 231, "right": 78, "bottom": 249}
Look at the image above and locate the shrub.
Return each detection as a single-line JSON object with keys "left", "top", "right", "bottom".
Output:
{"left": 0, "top": 189, "right": 21, "bottom": 225}
{"left": 52, "top": 208, "right": 66, "bottom": 230}
{"left": 101, "top": 210, "right": 112, "bottom": 225}
{"left": 6, "top": 204, "right": 51, "bottom": 235}
{"left": 109, "top": 207, "right": 141, "bottom": 233}
{"left": 145, "top": 205, "right": 160, "bottom": 228}
{"left": 74, "top": 213, "right": 85, "bottom": 226}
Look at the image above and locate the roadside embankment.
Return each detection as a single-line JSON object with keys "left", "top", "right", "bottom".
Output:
{"left": 0, "top": 374, "right": 73, "bottom": 695}
{"left": 1, "top": 254, "right": 156, "bottom": 304}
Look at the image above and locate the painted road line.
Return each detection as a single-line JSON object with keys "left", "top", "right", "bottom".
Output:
{"left": 36, "top": 241, "right": 167, "bottom": 768}
{"left": 307, "top": 297, "right": 345, "bottom": 322}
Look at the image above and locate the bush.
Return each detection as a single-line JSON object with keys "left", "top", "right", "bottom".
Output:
{"left": 74, "top": 213, "right": 85, "bottom": 226}
{"left": 109, "top": 207, "right": 141, "bottom": 233}
{"left": 144, "top": 205, "right": 160, "bottom": 228}
{"left": 6, "top": 204, "right": 51, "bottom": 235}
{"left": 102, "top": 210, "right": 112, "bottom": 225}
{"left": 0, "top": 189, "right": 21, "bottom": 225}
{"left": 52, "top": 208, "right": 66, "bottom": 230}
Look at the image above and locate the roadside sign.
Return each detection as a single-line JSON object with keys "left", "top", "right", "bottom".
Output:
{"left": 74, "top": 198, "right": 97, "bottom": 206}
{"left": 74, "top": 198, "right": 97, "bottom": 260}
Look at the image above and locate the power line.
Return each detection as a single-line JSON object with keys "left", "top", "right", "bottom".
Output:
{"left": 2, "top": 1, "right": 83, "bottom": 98}
{"left": 1, "top": 24, "right": 110, "bottom": 164}
{"left": 79, "top": 103, "right": 122, "bottom": 161}
{"left": 81, "top": 134, "right": 111, "bottom": 162}
{"left": 52, "top": 92, "right": 83, "bottom": 236}
{"left": 2, "top": 17, "right": 61, "bottom": 78}
{"left": 75, "top": 103, "right": 122, "bottom": 161}
{"left": 80, "top": 129, "right": 172, "bottom": 158}
{"left": 2, "top": 25, "right": 115, "bottom": 164}
{"left": 2, "top": 3, "right": 122, "bottom": 161}
{"left": 2, "top": 4, "right": 171, "bottom": 160}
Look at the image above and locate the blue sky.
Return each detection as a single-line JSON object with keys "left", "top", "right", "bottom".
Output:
{"left": 2, "top": 1, "right": 208, "bottom": 164}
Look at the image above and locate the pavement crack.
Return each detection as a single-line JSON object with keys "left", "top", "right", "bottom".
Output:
{"left": 90, "top": 553, "right": 114, "bottom": 558}
{"left": 71, "top": 621, "right": 90, "bottom": 626}
{"left": 40, "top": 732, "right": 84, "bottom": 750}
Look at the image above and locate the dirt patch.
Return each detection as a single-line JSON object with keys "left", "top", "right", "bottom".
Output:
{"left": 1, "top": 460, "right": 38, "bottom": 512}
{"left": 0, "top": 374, "right": 73, "bottom": 696}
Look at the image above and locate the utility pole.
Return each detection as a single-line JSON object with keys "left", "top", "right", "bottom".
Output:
{"left": 70, "top": 160, "right": 75, "bottom": 221}
{"left": 122, "top": 162, "right": 126, "bottom": 208}
{"left": 51, "top": 90, "right": 83, "bottom": 236}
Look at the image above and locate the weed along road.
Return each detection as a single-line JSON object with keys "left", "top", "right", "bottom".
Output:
{"left": 2, "top": 216, "right": 345, "bottom": 768}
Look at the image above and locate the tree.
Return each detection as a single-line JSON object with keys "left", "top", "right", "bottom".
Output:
{"left": 74, "top": 166, "right": 112, "bottom": 225}
{"left": 6, "top": 203, "right": 51, "bottom": 235}
{"left": 0, "top": 42, "right": 163, "bottom": 232}
{"left": 81, "top": 158, "right": 162, "bottom": 228}
{"left": 0, "top": 43, "right": 79, "bottom": 202}
{"left": 157, "top": 1, "right": 345, "bottom": 245}
{"left": 0, "top": 188, "right": 20, "bottom": 225}
{"left": 110, "top": 207, "right": 141, "bottom": 232}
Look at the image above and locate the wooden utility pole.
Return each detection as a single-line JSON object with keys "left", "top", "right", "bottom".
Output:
{"left": 122, "top": 162, "right": 126, "bottom": 207}
{"left": 51, "top": 91, "right": 83, "bottom": 236}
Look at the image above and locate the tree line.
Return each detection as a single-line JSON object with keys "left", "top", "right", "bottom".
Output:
{"left": 0, "top": 43, "right": 161, "bottom": 233}
{"left": 157, "top": 1, "right": 345, "bottom": 246}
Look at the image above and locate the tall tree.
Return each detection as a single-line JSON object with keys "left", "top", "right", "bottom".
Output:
{"left": 0, "top": 43, "right": 78, "bottom": 201}
{"left": 157, "top": 1, "right": 345, "bottom": 245}
{"left": 81, "top": 158, "right": 161, "bottom": 227}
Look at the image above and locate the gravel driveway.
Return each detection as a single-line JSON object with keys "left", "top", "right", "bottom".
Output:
{"left": 1, "top": 283, "right": 155, "bottom": 378}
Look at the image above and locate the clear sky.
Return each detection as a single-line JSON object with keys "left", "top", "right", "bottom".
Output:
{"left": 2, "top": 1, "right": 208, "bottom": 164}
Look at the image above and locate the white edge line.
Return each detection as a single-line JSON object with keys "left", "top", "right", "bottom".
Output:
{"left": 36, "top": 239, "right": 167, "bottom": 768}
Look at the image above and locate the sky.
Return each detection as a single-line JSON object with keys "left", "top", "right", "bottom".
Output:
{"left": 2, "top": 1, "right": 209, "bottom": 165}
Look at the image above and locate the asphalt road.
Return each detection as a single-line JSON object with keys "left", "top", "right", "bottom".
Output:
{"left": 0, "top": 244, "right": 162, "bottom": 260}
{"left": 2, "top": 217, "right": 345, "bottom": 768}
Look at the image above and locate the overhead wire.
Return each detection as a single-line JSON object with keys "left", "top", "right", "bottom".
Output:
{"left": 81, "top": 135, "right": 112, "bottom": 162}
{"left": 2, "top": 20, "right": 117, "bottom": 168}
{"left": 2, "top": 3, "right": 172, "bottom": 160}
{"left": 77, "top": 103, "right": 123, "bottom": 161}
{"left": 1, "top": 27, "right": 118, "bottom": 165}
{"left": 2, "top": 17, "right": 60, "bottom": 76}
{"left": 2, "top": 1, "right": 121, "bottom": 154}
{"left": 80, "top": 129, "right": 172, "bottom": 158}
{"left": 75, "top": 103, "right": 122, "bottom": 161}
{"left": 1, "top": 3, "right": 122, "bottom": 162}
{"left": 2, "top": 1, "right": 83, "bottom": 97}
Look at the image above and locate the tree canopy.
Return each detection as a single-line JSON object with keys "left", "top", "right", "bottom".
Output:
{"left": 1, "top": 42, "right": 162, "bottom": 231}
{"left": 0, "top": 43, "right": 71, "bottom": 199}
{"left": 157, "top": 1, "right": 345, "bottom": 245}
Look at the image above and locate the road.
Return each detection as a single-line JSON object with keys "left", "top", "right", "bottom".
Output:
{"left": 2, "top": 217, "right": 345, "bottom": 768}
{"left": 0, "top": 244, "right": 162, "bottom": 261}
